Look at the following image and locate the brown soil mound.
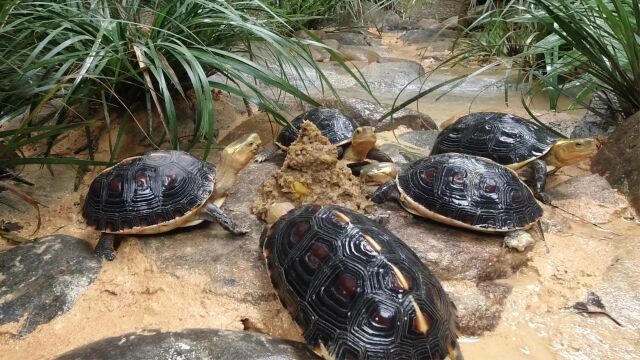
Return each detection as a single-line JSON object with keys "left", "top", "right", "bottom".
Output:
{"left": 252, "top": 121, "right": 373, "bottom": 219}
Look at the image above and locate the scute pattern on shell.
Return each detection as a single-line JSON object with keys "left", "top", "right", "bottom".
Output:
{"left": 399, "top": 153, "right": 543, "bottom": 231}
{"left": 431, "top": 112, "right": 559, "bottom": 164}
{"left": 276, "top": 108, "right": 359, "bottom": 148}
{"left": 82, "top": 150, "right": 215, "bottom": 232}
{"left": 263, "top": 204, "right": 460, "bottom": 360}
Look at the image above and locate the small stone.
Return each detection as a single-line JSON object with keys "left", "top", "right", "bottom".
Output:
{"left": 446, "top": 280, "right": 512, "bottom": 335}
{"left": 504, "top": 230, "right": 536, "bottom": 252}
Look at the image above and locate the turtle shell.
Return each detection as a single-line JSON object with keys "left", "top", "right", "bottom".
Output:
{"left": 82, "top": 150, "right": 215, "bottom": 233}
{"left": 262, "top": 204, "right": 461, "bottom": 360}
{"left": 431, "top": 112, "right": 559, "bottom": 166}
{"left": 397, "top": 153, "right": 543, "bottom": 232}
{"left": 276, "top": 108, "right": 359, "bottom": 148}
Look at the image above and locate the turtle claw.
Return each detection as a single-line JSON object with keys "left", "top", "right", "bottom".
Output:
{"left": 254, "top": 145, "right": 278, "bottom": 163}
{"left": 201, "top": 203, "right": 250, "bottom": 236}
{"left": 253, "top": 153, "right": 268, "bottom": 163}
{"left": 95, "top": 248, "right": 116, "bottom": 261}
{"left": 229, "top": 223, "right": 251, "bottom": 236}
{"left": 536, "top": 192, "right": 552, "bottom": 205}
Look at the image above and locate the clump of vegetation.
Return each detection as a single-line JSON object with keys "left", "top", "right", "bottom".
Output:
{"left": 266, "top": 0, "right": 425, "bottom": 29}
{"left": 0, "top": 0, "right": 372, "bottom": 166}
{"left": 445, "top": 0, "right": 640, "bottom": 116}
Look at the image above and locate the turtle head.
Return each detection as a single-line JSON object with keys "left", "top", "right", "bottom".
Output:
{"left": 221, "top": 133, "right": 262, "bottom": 171}
{"left": 548, "top": 138, "right": 600, "bottom": 167}
{"left": 214, "top": 133, "right": 261, "bottom": 201}
{"left": 344, "top": 126, "right": 377, "bottom": 161}
{"left": 359, "top": 162, "right": 401, "bottom": 185}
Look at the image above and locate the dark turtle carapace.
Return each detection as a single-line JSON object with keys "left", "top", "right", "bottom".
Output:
{"left": 431, "top": 112, "right": 600, "bottom": 203}
{"left": 370, "top": 153, "right": 543, "bottom": 233}
{"left": 82, "top": 134, "right": 261, "bottom": 260}
{"left": 262, "top": 204, "right": 463, "bottom": 360}
{"left": 255, "top": 108, "right": 391, "bottom": 163}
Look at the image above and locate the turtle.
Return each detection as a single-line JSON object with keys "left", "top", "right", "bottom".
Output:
{"left": 430, "top": 112, "right": 601, "bottom": 203}
{"left": 82, "top": 133, "right": 261, "bottom": 261}
{"left": 261, "top": 204, "right": 463, "bottom": 360}
{"left": 255, "top": 108, "right": 391, "bottom": 163}
{"left": 370, "top": 153, "right": 543, "bottom": 233}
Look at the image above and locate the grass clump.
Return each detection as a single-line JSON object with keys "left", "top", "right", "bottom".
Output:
{"left": 440, "top": 0, "right": 640, "bottom": 116}
{"left": 0, "top": 0, "right": 370, "bottom": 166}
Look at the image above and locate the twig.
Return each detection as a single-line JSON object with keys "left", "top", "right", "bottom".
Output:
{"left": 0, "top": 181, "right": 46, "bottom": 234}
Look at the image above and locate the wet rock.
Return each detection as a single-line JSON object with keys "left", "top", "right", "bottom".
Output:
{"left": 418, "top": 18, "right": 440, "bottom": 29}
{"left": 376, "top": 11, "right": 420, "bottom": 32}
{"left": 56, "top": 329, "right": 320, "bottom": 360}
{"left": 551, "top": 171, "right": 634, "bottom": 223}
{"left": 397, "top": 130, "right": 440, "bottom": 150}
{"left": 445, "top": 281, "right": 512, "bottom": 336}
{"left": 323, "top": 32, "right": 371, "bottom": 46}
{"left": 309, "top": 45, "right": 331, "bottom": 62}
{"left": 425, "top": 1, "right": 467, "bottom": 21}
{"left": 137, "top": 162, "right": 278, "bottom": 308}
{"left": 0, "top": 235, "right": 101, "bottom": 335}
{"left": 589, "top": 128, "right": 640, "bottom": 213}
{"left": 594, "top": 240, "right": 640, "bottom": 329}
{"left": 399, "top": 29, "right": 458, "bottom": 44}
{"left": 549, "top": 236, "right": 640, "bottom": 360}
{"left": 360, "top": 60, "right": 426, "bottom": 92}
{"left": 338, "top": 46, "right": 381, "bottom": 63}
{"left": 377, "top": 201, "right": 531, "bottom": 281}
{"left": 571, "top": 90, "right": 625, "bottom": 138}
{"left": 323, "top": 97, "right": 437, "bottom": 131}
{"left": 140, "top": 158, "right": 529, "bottom": 303}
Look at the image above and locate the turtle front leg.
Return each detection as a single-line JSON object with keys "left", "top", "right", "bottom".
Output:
{"left": 95, "top": 233, "right": 116, "bottom": 261}
{"left": 254, "top": 144, "right": 279, "bottom": 163}
{"left": 369, "top": 180, "right": 400, "bottom": 204}
{"left": 529, "top": 159, "right": 551, "bottom": 204}
{"left": 365, "top": 148, "right": 393, "bottom": 162}
{"left": 200, "top": 203, "right": 250, "bottom": 235}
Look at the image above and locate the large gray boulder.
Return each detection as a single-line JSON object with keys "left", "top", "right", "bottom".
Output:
{"left": 323, "top": 97, "right": 437, "bottom": 131}
{"left": 56, "top": 329, "right": 320, "bottom": 360}
{"left": 0, "top": 235, "right": 101, "bottom": 336}
{"left": 134, "top": 160, "right": 531, "bottom": 336}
